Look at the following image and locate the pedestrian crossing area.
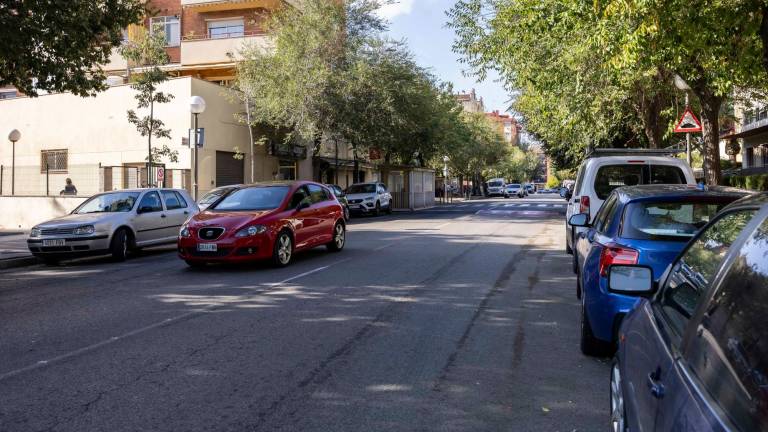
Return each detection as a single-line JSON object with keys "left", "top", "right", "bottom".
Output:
{"left": 452, "top": 202, "right": 566, "bottom": 209}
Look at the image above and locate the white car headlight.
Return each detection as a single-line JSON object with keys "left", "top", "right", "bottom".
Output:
{"left": 364, "top": 196, "right": 374, "bottom": 202}
{"left": 30, "top": 227, "right": 41, "bottom": 237}
{"left": 180, "top": 226, "right": 191, "bottom": 238}
{"left": 235, "top": 225, "right": 267, "bottom": 238}
{"left": 73, "top": 225, "right": 95, "bottom": 235}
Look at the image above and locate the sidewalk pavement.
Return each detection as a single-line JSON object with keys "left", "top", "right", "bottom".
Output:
{"left": 0, "top": 232, "right": 37, "bottom": 269}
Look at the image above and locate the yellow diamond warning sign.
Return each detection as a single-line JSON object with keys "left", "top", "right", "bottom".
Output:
{"left": 674, "top": 106, "right": 702, "bottom": 133}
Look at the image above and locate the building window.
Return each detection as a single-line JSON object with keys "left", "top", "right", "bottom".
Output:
{"left": 0, "top": 90, "right": 16, "bottom": 99}
{"left": 41, "top": 149, "right": 68, "bottom": 173}
{"left": 277, "top": 160, "right": 296, "bottom": 180}
{"left": 150, "top": 16, "right": 180, "bottom": 47}
{"left": 207, "top": 19, "right": 244, "bottom": 39}
{"left": 746, "top": 147, "right": 755, "bottom": 168}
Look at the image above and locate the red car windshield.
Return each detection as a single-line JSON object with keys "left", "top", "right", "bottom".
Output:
{"left": 211, "top": 186, "right": 290, "bottom": 211}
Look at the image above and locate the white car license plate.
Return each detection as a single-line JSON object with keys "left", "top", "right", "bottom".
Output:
{"left": 197, "top": 243, "right": 217, "bottom": 252}
{"left": 42, "top": 239, "right": 65, "bottom": 247}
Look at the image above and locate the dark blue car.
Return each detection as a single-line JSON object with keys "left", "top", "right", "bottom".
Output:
{"left": 609, "top": 192, "right": 768, "bottom": 431}
{"left": 571, "top": 185, "right": 748, "bottom": 356}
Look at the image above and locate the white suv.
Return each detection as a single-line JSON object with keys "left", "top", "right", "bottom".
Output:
{"left": 346, "top": 182, "right": 393, "bottom": 216}
{"left": 563, "top": 150, "right": 695, "bottom": 257}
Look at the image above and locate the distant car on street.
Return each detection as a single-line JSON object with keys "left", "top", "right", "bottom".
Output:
{"left": 486, "top": 178, "right": 506, "bottom": 197}
{"left": 525, "top": 184, "right": 536, "bottom": 194}
{"left": 28, "top": 188, "right": 198, "bottom": 264}
{"left": 570, "top": 185, "right": 749, "bottom": 356}
{"left": 197, "top": 185, "right": 241, "bottom": 210}
{"left": 505, "top": 183, "right": 526, "bottom": 198}
{"left": 609, "top": 192, "right": 768, "bottom": 432}
{"left": 325, "top": 184, "right": 350, "bottom": 221}
{"left": 563, "top": 149, "right": 696, "bottom": 256}
{"left": 345, "top": 182, "right": 392, "bottom": 216}
{"left": 179, "top": 181, "right": 345, "bottom": 268}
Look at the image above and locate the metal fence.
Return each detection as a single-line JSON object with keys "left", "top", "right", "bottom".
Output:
{"left": 0, "top": 164, "right": 191, "bottom": 197}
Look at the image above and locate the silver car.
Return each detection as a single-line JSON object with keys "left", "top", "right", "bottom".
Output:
{"left": 27, "top": 188, "right": 198, "bottom": 264}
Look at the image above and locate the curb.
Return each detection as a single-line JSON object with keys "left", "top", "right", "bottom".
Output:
{"left": 0, "top": 256, "right": 39, "bottom": 270}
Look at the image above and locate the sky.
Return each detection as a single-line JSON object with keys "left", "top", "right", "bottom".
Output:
{"left": 378, "top": 0, "right": 513, "bottom": 115}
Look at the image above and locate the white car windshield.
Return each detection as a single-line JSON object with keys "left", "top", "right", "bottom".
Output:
{"left": 507, "top": 184, "right": 521, "bottom": 188}
{"left": 488, "top": 181, "right": 503, "bottom": 187}
{"left": 75, "top": 192, "right": 140, "bottom": 214}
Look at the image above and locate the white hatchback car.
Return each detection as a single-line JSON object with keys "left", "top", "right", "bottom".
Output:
{"left": 563, "top": 150, "right": 695, "bottom": 260}
{"left": 28, "top": 188, "right": 198, "bottom": 264}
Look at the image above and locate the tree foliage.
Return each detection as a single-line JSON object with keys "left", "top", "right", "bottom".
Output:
{"left": 448, "top": 0, "right": 768, "bottom": 184}
{"left": 121, "top": 28, "right": 176, "bottom": 182}
{"left": 0, "top": 0, "right": 144, "bottom": 97}
{"left": 235, "top": 0, "right": 518, "bottom": 179}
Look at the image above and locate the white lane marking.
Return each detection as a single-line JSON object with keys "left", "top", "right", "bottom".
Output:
{"left": 504, "top": 204, "right": 516, "bottom": 208}
{"left": 538, "top": 204, "right": 548, "bottom": 207}
{"left": 520, "top": 204, "right": 530, "bottom": 207}
{"left": 433, "top": 222, "right": 451, "bottom": 229}
{"left": 0, "top": 245, "right": 389, "bottom": 382}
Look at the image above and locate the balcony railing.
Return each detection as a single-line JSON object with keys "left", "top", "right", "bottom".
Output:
{"left": 180, "top": 32, "right": 269, "bottom": 65}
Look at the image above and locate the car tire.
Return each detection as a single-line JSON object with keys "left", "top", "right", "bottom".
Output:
{"left": 110, "top": 228, "right": 129, "bottom": 262}
{"left": 580, "top": 298, "right": 611, "bottom": 357}
{"left": 374, "top": 201, "right": 381, "bottom": 216}
{"left": 610, "top": 358, "right": 628, "bottom": 432}
{"left": 572, "top": 248, "right": 579, "bottom": 274}
{"left": 326, "top": 222, "right": 346, "bottom": 252}
{"left": 272, "top": 231, "right": 293, "bottom": 267}
{"left": 344, "top": 206, "right": 350, "bottom": 222}
{"left": 385, "top": 201, "right": 393, "bottom": 214}
{"left": 185, "top": 260, "right": 206, "bottom": 269}
{"left": 566, "top": 227, "right": 573, "bottom": 255}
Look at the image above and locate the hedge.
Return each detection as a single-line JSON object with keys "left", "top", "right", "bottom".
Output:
{"left": 725, "top": 174, "right": 768, "bottom": 191}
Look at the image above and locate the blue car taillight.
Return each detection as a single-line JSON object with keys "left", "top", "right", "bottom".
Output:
{"left": 599, "top": 245, "right": 639, "bottom": 277}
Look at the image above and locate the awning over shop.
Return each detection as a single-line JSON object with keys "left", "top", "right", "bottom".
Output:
{"left": 314, "top": 156, "right": 375, "bottom": 170}
{"left": 720, "top": 123, "right": 768, "bottom": 140}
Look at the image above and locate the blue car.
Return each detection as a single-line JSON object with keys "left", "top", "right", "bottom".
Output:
{"left": 570, "top": 185, "right": 748, "bottom": 356}
{"left": 609, "top": 192, "right": 768, "bottom": 431}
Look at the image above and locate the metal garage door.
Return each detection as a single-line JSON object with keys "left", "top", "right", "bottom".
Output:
{"left": 215, "top": 151, "right": 244, "bottom": 187}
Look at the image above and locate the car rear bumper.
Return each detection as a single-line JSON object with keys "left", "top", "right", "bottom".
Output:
{"left": 584, "top": 278, "right": 642, "bottom": 342}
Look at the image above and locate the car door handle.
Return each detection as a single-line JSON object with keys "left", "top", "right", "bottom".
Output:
{"left": 647, "top": 371, "right": 665, "bottom": 399}
{"left": 161, "top": 214, "right": 167, "bottom": 218}
{"left": 184, "top": 211, "right": 189, "bottom": 215}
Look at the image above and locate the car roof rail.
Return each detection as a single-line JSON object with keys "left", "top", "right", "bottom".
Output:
{"left": 585, "top": 148, "right": 684, "bottom": 158}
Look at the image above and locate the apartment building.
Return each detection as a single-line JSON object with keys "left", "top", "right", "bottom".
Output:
{"left": 485, "top": 110, "right": 520, "bottom": 146}
{"left": 103, "top": 0, "right": 281, "bottom": 84}
{"left": 455, "top": 89, "right": 485, "bottom": 114}
{"left": 722, "top": 98, "right": 768, "bottom": 174}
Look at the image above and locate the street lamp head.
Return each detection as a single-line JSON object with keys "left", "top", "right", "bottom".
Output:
{"left": 8, "top": 129, "right": 20, "bottom": 143}
{"left": 673, "top": 74, "right": 690, "bottom": 91}
{"left": 189, "top": 96, "right": 206, "bottom": 114}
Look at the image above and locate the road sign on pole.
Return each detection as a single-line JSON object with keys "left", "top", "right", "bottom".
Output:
{"left": 674, "top": 106, "right": 702, "bottom": 133}
{"left": 157, "top": 167, "right": 165, "bottom": 183}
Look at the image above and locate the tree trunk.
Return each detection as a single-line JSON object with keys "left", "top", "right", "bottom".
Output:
{"left": 641, "top": 93, "right": 664, "bottom": 149}
{"left": 695, "top": 90, "right": 723, "bottom": 185}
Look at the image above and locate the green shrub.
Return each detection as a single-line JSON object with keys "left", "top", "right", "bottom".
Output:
{"left": 725, "top": 174, "right": 768, "bottom": 191}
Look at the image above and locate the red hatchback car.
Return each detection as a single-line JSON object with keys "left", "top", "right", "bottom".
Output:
{"left": 178, "top": 181, "right": 346, "bottom": 267}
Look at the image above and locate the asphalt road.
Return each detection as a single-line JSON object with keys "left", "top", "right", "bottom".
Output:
{"left": 0, "top": 195, "right": 609, "bottom": 432}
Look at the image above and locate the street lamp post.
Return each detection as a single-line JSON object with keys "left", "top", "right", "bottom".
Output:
{"left": 8, "top": 129, "right": 21, "bottom": 195}
{"left": 190, "top": 96, "right": 206, "bottom": 200}
{"left": 442, "top": 155, "right": 449, "bottom": 203}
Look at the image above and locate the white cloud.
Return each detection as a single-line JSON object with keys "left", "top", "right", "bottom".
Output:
{"left": 377, "top": 0, "right": 415, "bottom": 20}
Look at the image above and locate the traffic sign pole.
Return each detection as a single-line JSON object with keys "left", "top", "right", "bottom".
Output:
{"left": 686, "top": 93, "right": 692, "bottom": 165}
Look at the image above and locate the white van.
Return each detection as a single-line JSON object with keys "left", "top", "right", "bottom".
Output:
{"left": 486, "top": 178, "right": 506, "bottom": 197}
{"left": 563, "top": 150, "right": 695, "bottom": 256}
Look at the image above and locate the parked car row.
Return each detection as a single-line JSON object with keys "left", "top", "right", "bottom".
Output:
{"left": 27, "top": 181, "right": 393, "bottom": 267}
{"left": 562, "top": 149, "right": 768, "bottom": 431}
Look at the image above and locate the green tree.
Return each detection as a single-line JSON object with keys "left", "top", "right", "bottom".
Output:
{"left": 0, "top": 0, "right": 144, "bottom": 97}
{"left": 121, "top": 28, "right": 175, "bottom": 187}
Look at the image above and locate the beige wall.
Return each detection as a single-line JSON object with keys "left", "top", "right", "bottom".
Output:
{"left": 0, "top": 196, "right": 87, "bottom": 230}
